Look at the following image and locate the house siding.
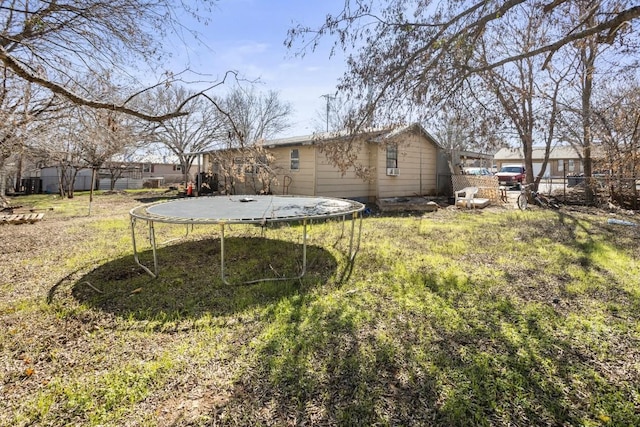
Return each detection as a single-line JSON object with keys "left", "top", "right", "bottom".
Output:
{"left": 376, "top": 132, "right": 439, "bottom": 198}
{"left": 140, "top": 163, "right": 186, "bottom": 184}
{"left": 315, "top": 141, "right": 374, "bottom": 200}
{"left": 203, "top": 123, "right": 443, "bottom": 200}
{"left": 268, "top": 146, "right": 316, "bottom": 195}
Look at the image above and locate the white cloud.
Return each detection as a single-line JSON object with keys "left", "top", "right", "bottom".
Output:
{"left": 159, "top": 0, "right": 351, "bottom": 137}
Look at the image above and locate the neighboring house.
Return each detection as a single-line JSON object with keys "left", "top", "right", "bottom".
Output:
{"left": 203, "top": 123, "right": 449, "bottom": 203}
{"left": 494, "top": 146, "right": 592, "bottom": 178}
{"left": 26, "top": 161, "right": 193, "bottom": 194}
{"left": 134, "top": 161, "right": 188, "bottom": 185}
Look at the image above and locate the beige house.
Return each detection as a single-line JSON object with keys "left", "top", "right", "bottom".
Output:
{"left": 494, "top": 146, "right": 592, "bottom": 178}
{"left": 204, "top": 123, "right": 445, "bottom": 203}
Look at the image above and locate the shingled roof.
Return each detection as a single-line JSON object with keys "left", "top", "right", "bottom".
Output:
{"left": 263, "top": 123, "right": 443, "bottom": 149}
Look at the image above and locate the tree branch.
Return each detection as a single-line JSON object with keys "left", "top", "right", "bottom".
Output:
{"left": 467, "top": 5, "right": 640, "bottom": 73}
{"left": 0, "top": 46, "right": 189, "bottom": 122}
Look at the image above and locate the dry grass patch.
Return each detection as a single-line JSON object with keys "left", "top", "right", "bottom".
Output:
{"left": 1, "top": 191, "right": 640, "bottom": 426}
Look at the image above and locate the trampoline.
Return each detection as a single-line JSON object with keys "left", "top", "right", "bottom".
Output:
{"left": 129, "top": 195, "right": 365, "bottom": 284}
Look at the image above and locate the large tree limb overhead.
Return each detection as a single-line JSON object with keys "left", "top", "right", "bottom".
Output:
{"left": 391, "top": 2, "right": 639, "bottom": 75}
{"left": 465, "top": 5, "right": 640, "bottom": 73}
{"left": 0, "top": 47, "right": 188, "bottom": 122}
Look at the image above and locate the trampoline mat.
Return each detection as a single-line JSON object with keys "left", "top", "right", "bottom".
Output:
{"left": 131, "top": 195, "right": 365, "bottom": 224}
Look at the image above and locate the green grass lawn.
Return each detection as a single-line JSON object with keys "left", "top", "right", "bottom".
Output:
{"left": 1, "top": 192, "right": 639, "bottom": 426}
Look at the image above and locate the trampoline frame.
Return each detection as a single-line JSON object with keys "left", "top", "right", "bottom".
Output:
{"left": 129, "top": 195, "right": 365, "bottom": 285}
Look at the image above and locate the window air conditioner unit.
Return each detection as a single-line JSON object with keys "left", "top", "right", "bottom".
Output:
{"left": 386, "top": 167, "right": 399, "bottom": 176}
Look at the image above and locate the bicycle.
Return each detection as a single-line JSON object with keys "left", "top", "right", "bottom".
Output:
{"left": 517, "top": 183, "right": 560, "bottom": 211}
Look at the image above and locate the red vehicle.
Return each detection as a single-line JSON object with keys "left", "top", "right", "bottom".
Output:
{"left": 496, "top": 164, "right": 526, "bottom": 188}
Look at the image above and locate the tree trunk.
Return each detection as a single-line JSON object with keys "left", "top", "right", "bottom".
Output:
{"left": 89, "top": 167, "right": 97, "bottom": 215}
{"left": 580, "top": 15, "right": 597, "bottom": 204}
{"left": 14, "top": 152, "right": 23, "bottom": 193}
{"left": 0, "top": 156, "right": 7, "bottom": 197}
{"left": 524, "top": 134, "right": 534, "bottom": 187}
{"left": 57, "top": 167, "right": 65, "bottom": 198}
{"left": 582, "top": 63, "right": 594, "bottom": 203}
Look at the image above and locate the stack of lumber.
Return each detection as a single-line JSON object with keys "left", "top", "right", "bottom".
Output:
{"left": 0, "top": 213, "right": 45, "bottom": 225}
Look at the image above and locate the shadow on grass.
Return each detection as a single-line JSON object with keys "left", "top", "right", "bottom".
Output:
{"left": 210, "top": 253, "right": 640, "bottom": 426}
{"left": 68, "top": 237, "right": 338, "bottom": 322}
{"left": 217, "top": 290, "right": 444, "bottom": 425}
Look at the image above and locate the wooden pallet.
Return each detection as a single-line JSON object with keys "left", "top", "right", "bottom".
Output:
{"left": 0, "top": 213, "right": 44, "bottom": 225}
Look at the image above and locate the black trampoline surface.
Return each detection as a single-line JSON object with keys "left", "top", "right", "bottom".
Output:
{"left": 130, "top": 195, "right": 365, "bottom": 224}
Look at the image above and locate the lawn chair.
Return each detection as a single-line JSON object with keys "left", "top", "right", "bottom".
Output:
{"left": 455, "top": 186, "right": 479, "bottom": 209}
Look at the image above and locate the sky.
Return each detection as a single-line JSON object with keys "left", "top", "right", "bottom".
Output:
{"left": 166, "top": 0, "right": 350, "bottom": 138}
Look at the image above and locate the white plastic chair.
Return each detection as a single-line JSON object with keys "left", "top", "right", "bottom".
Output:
{"left": 455, "top": 187, "right": 479, "bottom": 209}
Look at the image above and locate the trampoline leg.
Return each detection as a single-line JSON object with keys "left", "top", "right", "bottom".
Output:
{"left": 338, "top": 212, "right": 363, "bottom": 283}
{"left": 131, "top": 217, "right": 159, "bottom": 278}
{"left": 300, "top": 218, "right": 308, "bottom": 277}
{"left": 220, "top": 223, "right": 231, "bottom": 286}
{"left": 348, "top": 212, "right": 363, "bottom": 261}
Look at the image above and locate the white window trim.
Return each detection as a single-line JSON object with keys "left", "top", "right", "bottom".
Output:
{"left": 290, "top": 149, "right": 300, "bottom": 171}
{"left": 386, "top": 144, "right": 398, "bottom": 169}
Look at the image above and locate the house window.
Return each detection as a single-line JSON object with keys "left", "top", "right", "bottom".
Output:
{"left": 386, "top": 144, "right": 398, "bottom": 168}
{"left": 558, "top": 161, "right": 564, "bottom": 172}
{"left": 143, "top": 163, "right": 151, "bottom": 173}
{"left": 290, "top": 149, "right": 299, "bottom": 171}
{"left": 568, "top": 159, "right": 575, "bottom": 172}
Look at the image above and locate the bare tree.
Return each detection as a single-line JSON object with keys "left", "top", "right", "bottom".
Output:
{"left": 287, "top": 1, "right": 639, "bottom": 130}
{"left": 0, "top": 1, "right": 240, "bottom": 204}
{"left": 77, "top": 105, "right": 143, "bottom": 211}
{"left": 0, "top": 72, "right": 28, "bottom": 197}
{"left": 220, "top": 87, "right": 293, "bottom": 143}
{"left": 567, "top": 1, "right": 615, "bottom": 202}
{"left": 592, "top": 79, "right": 640, "bottom": 208}
{"left": 475, "top": 4, "right": 568, "bottom": 189}
{"left": 0, "top": 0, "right": 221, "bottom": 122}
{"left": 0, "top": 65, "right": 61, "bottom": 197}
{"left": 150, "top": 85, "right": 227, "bottom": 186}
{"left": 211, "top": 143, "right": 277, "bottom": 195}
{"left": 102, "top": 146, "right": 149, "bottom": 191}
{"left": 12, "top": 72, "right": 151, "bottom": 200}
{"left": 432, "top": 82, "right": 521, "bottom": 154}
{"left": 39, "top": 117, "right": 85, "bottom": 198}
{"left": 287, "top": 0, "right": 638, "bottom": 190}
{"left": 209, "top": 87, "right": 292, "bottom": 194}
{"left": 543, "top": 1, "right": 640, "bottom": 204}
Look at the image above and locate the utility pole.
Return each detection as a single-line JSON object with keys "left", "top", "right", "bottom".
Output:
{"left": 320, "top": 94, "right": 335, "bottom": 132}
